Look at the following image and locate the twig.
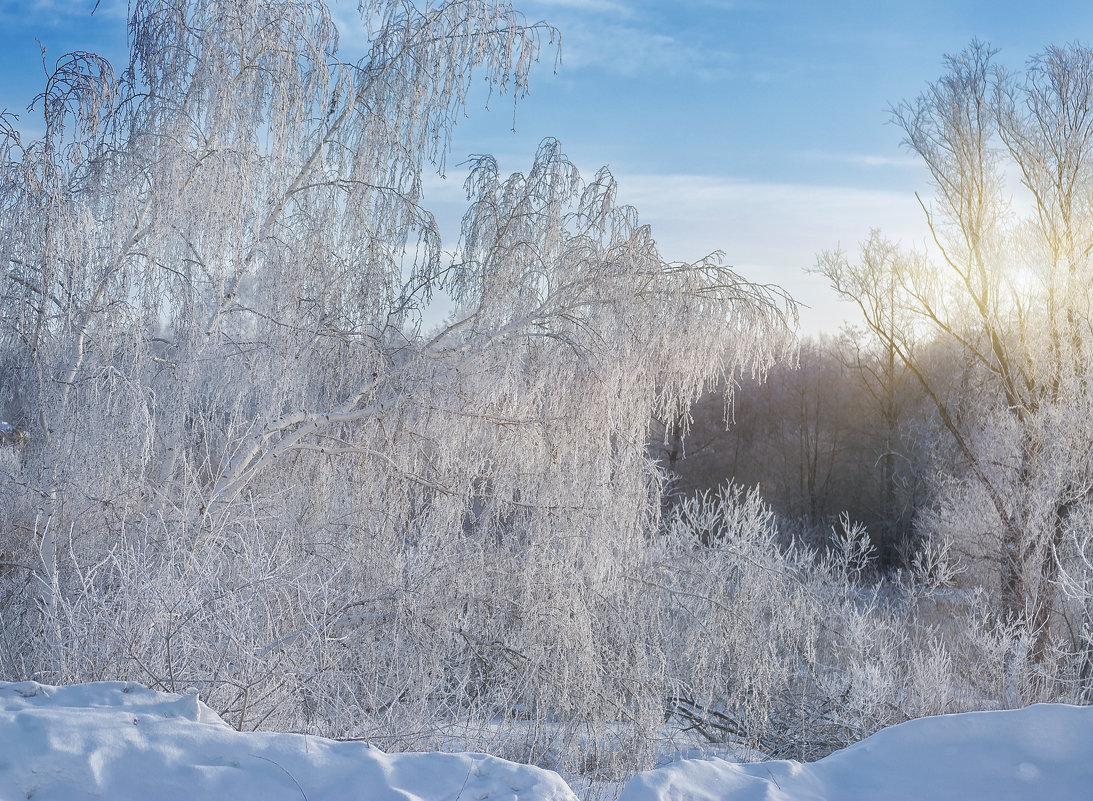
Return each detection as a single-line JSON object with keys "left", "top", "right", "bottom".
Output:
{"left": 248, "top": 754, "right": 309, "bottom": 801}
{"left": 454, "top": 760, "right": 476, "bottom": 801}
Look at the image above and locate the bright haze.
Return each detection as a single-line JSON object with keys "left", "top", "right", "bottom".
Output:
{"left": 4, "top": 0, "right": 1093, "bottom": 333}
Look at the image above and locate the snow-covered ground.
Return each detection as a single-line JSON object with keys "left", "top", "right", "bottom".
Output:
{"left": 0, "top": 681, "right": 578, "bottom": 801}
{"left": 1, "top": 680, "right": 1090, "bottom": 801}
{"left": 622, "top": 703, "right": 1093, "bottom": 801}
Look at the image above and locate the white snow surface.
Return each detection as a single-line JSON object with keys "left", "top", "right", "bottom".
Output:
{"left": 620, "top": 703, "right": 1093, "bottom": 801}
{"left": 1, "top": 681, "right": 1090, "bottom": 801}
{"left": 0, "top": 680, "right": 578, "bottom": 801}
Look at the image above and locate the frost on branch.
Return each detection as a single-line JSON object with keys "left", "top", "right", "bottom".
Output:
{"left": 0, "top": 0, "right": 798, "bottom": 771}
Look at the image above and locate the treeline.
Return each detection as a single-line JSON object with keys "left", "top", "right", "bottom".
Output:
{"left": 658, "top": 334, "right": 929, "bottom": 568}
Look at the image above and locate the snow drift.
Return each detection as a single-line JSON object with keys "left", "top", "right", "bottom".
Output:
{"left": 619, "top": 703, "right": 1093, "bottom": 801}
{"left": 1, "top": 680, "right": 1090, "bottom": 801}
{"left": 0, "top": 681, "right": 578, "bottom": 801}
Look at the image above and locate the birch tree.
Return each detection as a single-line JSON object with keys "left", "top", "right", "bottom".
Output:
{"left": 819, "top": 41, "right": 1093, "bottom": 671}
{"left": 0, "top": 0, "right": 796, "bottom": 736}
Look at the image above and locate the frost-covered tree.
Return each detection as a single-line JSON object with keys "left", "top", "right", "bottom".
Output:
{"left": 0, "top": 0, "right": 796, "bottom": 765}
{"left": 0, "top": 0, "right": 792, "bottom": 559}
{"left": 819, "top": 42, "right": 1093, "bottom": 677}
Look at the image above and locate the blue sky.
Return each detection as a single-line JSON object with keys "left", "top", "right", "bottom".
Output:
{"left": 4, "top": 0, "right": 1093, "bottom": 332}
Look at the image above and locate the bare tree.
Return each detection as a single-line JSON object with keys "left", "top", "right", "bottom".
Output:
{"left": 819, "top": 41, "right": 1093, "bottom": 668}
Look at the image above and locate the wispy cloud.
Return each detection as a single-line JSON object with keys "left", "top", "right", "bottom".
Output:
{"left": 560, "top": 20, "right": 735, "bottom": 79}
{"left": 607, "top": 171, "right": 933, "bottom": 331}
{"left": 329, "top": 0, "right": 738, "bottom": 82}
{"left": 611, "top": 172, "right": 929, "bottom": 246}
{"left": 801, "top": 151, "right": 921, "bottom": 169}
{"left": 529, "top": 0, "right": 634, "bottom": 15}
{"left": 521, "top": 1, "right": 737, "bottom": 80}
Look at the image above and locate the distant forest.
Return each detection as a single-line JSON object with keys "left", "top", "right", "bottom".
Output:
{"left": 658, "top": 334, "right": 927, "bottom": 567}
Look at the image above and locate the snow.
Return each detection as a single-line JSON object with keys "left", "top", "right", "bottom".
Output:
{"left": 618, "top": 703, "right": 1093, "bottom": 801}
{"left": 0, "top": 681, "right": 578, "bottom": 801}
{"left": 1, "top": 681, "right": 1090, "bottom": 801}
